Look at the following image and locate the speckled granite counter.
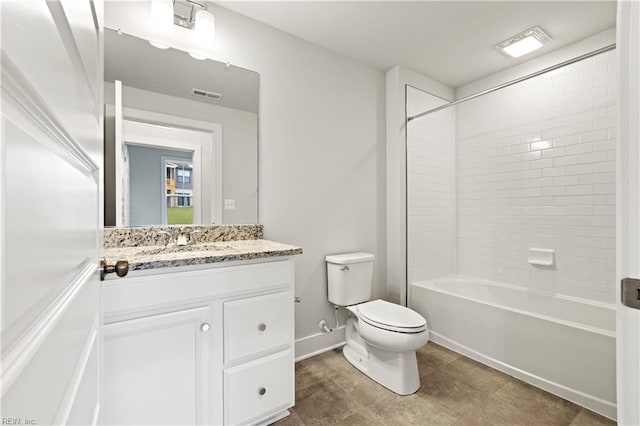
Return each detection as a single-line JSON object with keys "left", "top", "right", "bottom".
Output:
{"left": 104, "top": 239, "right": 303, "bottom": 271}
{"left": 103, "top": 225, "right": 302, "bottom": 271}
{"left": 104, "top": 224, "right": 263, "bottom": 248}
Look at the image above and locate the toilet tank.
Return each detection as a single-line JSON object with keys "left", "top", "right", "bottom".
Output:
{"left": 326, "top": 252, "right": 375, "bottom": 306}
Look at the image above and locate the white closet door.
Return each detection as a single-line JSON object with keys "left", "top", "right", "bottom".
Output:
{"left": 0, "top": 1, "right": 103, "bottom": 424}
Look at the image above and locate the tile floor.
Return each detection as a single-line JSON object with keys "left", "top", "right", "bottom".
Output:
{"left": 276, "top": 343, "right": 616, "bottom": 426}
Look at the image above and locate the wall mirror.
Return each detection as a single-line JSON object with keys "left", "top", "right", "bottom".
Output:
{"left": 103, "top": 28, "right": 259, "bottom": 227}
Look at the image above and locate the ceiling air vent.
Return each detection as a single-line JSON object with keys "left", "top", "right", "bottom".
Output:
{"left": 191, "top": 88, "right": 224, "bottom": 101}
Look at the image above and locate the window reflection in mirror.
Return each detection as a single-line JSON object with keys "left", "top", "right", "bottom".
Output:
{"left": 166, "top": 159, "right": 194, "bottom": 225}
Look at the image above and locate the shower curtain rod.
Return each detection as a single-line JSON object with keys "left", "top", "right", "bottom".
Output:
{"left": 407, "top": 43, "right": 617, "bottom": 122}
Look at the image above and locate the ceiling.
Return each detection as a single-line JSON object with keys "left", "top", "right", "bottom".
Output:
{"left": 104, "top": 28, "right": 259, "bottom": 113}
{"left": 218, "top": 1, "right": 616, "bottom": 88}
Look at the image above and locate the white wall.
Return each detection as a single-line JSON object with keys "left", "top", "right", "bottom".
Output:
{"left": 104, "top": 82, "right": 258, "bottom": 225}
{"left": 406, "top": 88, "right": 456, "bottom": 284}
{"left": 104, "top": 2, "right": 386, "bottom": 357}
{"left": 455, "top": 49, "right": 617, "bottom": 303}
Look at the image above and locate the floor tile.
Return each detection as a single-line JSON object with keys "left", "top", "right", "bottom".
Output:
{"left": 334, "top": 412, "right": 376, "bottom": 426}
{"left": 453, "top": 396, "right": 540, "bottom": 426}
{"left": 416, "top": 342, "right": 462, "bottom": 378}
{"left": 440, "top": 356, "right": 510, "bottom": 393}
{"left": 331, "top": 365, "right": 392, "bottom": 407}
{"left": 366, "top": 392, "right": 458, "bottom": 426}
{"left": 295, "top": 358, "right": 331, "bottom": 393}
{"left": 290, "top": 346, "right": 605, "bottom": 426}
{"left": 300, "top": 348, "right": 353, "bottom": 379}
{"left": 417, "top": 368, "right": 489, "bottom": 419}
{"left": 293, "top": 379, "right": 358, "bottom": 426}
{"left": 570, "top": 409, "right": 616, "bottom": 426}
{"left": 492, "top": 379, "right": 582, "bottom": 425}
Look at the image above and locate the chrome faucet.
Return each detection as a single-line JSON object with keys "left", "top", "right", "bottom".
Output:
{"left": 187, "top": 229, "right": 201, "bottom": 245}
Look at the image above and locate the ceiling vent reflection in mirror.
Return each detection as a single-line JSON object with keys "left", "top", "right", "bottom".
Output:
{"left": 191, "top": 88, "right": 224, "bottom": 101}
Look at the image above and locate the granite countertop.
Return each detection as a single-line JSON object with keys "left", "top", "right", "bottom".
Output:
{"left": 103, "top": 239, "right": 303, "bottom": 272}
{"left": 104, "top": 224, "right": 264, "bottom": 248}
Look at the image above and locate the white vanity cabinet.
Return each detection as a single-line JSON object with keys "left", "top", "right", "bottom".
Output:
{"left": 103, "top": 306, "right": 213, "bottom": 425}
{"left": 101, "top": 259, "right": 295, "bottom": 426}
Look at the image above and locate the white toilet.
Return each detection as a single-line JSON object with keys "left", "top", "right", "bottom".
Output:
{"left": 326, "top": 252, "right": 429, "bottom": 395}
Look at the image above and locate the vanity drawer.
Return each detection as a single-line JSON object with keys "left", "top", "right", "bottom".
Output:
{"left": 224, "top": 349, "right": 294, "bottom": 425}
{"left": 224, "top": 290, "right": 292, "bottom": 363}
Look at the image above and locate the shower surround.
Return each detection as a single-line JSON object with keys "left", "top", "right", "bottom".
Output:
{"left": 406, "top": 49, "right": 617, "bottom": 419}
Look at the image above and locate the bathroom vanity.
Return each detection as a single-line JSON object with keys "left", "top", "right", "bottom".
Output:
{"left": 101, "top": 226, "right": 302, "bottom": 425}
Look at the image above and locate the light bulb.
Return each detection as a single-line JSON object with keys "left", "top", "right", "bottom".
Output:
{"left": 150, "top": 0, "right": 173, "bottom": 27}
{"left": 194, "top": 9, "right": 215, "bottom": 44}
{"left": 149, "top": 0, "right": 173, "bottom": 49}
{"left": 502, "top": 36, "right": 543, "bottom": 58}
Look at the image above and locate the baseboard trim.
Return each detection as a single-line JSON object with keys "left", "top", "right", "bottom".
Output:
{"left": 253, "top": 409, "right": 290, "bottom": 426}
{"left": 430, "top": 331, "right": 617, "bottom": 421}
{"left": 294, "top": 326, "right": 346, "bottom": 362}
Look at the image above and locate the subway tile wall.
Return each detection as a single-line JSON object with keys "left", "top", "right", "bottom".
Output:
{"left": 455, "top": 50, "right": 616, "bottom": 303}
{"left": 407, "top": 87, "right": 456, "bottom": 283}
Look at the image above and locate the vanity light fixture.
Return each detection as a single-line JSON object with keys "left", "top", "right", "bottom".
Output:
{"left": 494, "top": 26, "right": 551, "bottom": 58}
{"left": 149, "top": 0, "right": 216, "bottom": 59}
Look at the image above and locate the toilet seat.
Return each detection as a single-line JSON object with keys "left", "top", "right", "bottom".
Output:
{"left": 357, "top": 300, "right": 427, "bottom": 334}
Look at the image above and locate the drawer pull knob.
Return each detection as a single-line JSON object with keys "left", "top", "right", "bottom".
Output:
{"left": 258, "top": 323, "right": 267, "bottom": 331}
{"left": 201, "top": 323, "right": 211, "bottom": 332}
{"left": 258, "top": 387, "right": 267, "bottom": 396}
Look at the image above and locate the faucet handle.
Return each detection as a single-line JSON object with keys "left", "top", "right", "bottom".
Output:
{"left": 188, "top": 229, "right": 201, "bottom": 244}
{"left": 158, "top": 230, "right": 175, "bottom": 247}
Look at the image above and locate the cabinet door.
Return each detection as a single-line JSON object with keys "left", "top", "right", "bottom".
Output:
{"left": 102, "top": 307, "right": 212, "bottom": 425}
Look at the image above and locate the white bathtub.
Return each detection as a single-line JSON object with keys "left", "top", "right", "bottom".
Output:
{"left": 410, "top": 275, "right": 616, "bottom": 420}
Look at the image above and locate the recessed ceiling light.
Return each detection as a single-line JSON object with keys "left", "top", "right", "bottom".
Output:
{"left": 495, "top": 26, "right": 551, "bottom": 58}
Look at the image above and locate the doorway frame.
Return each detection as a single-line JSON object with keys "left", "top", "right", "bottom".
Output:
{"left": 116, "top": 108, "right": 223, "bottom": 225}
{"left": 615, "top": 1, "right": 640, "bottom": 423}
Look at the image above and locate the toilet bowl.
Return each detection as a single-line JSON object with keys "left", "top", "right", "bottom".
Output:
{"left": 343, "top": 300, "right": 429, "bottom": 395}
{"left": 349, "top": 300, "right": 429, "bottom": 352}
{"left": 326, "top": 253, "right": 429, "bottom": 395}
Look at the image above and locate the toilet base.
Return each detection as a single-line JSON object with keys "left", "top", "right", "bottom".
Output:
{"left": 343, "top": 320, "right": 421, "bottom": 395}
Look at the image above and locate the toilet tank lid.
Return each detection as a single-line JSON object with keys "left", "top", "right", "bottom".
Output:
{"left": 326, "top": 252, "right": 375, "bottom": 265}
